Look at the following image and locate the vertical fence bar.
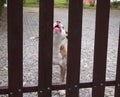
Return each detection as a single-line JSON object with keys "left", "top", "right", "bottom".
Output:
{"left": 8, "top": 0, "right": 23, "bottom": 97}
{"left": 115, "top": 25, "right": 120, "bottom": 97}
{"left": 38, "top": 0, "right": 54, "bottom": 97}
{"left": 92, "top": 0, "right": 110, "bottom": 97}
{"left": 66, "top": 0, "right": 83, "bottom": 97}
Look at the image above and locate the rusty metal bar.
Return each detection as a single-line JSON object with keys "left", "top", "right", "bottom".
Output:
{"left": 115, "top": 25, "right": 120, "bottom": 97}
{"left": 8, "top": 0, "right": 23, "bottom": 97}
{"left": 38, "top": 0, "right": 54, "bottom": 97}
{"left": 66, "top": 0, "right": 83, "bottom": 97}
{"left": 92, "top": 0, "right": 110, "bottom": 97}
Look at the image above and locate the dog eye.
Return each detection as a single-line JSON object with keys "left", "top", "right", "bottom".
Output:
{"left": 56, "top": 21, "right": 61, "bottom": 23}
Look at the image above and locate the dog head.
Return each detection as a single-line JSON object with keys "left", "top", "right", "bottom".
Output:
{"left": 53, "top": 21, "right": 67, "bottom": 39}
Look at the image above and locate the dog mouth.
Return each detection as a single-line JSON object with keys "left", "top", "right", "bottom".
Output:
{"left": 53, "top": 24, "right": 61, "bottom": 33}
{"left": 55, "top": 25, "right": 60, "bottom": 28}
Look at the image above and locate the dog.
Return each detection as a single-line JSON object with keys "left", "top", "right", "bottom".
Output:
{"left": 30, "top": 21, "right": 68, "bottom": 82}
{"left": 53, "top": 21, "right": 68, "bottom": 82}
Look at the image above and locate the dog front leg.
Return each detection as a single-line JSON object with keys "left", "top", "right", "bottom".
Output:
{"left": 60, "top": 64, "right": 66, "bottom": 83}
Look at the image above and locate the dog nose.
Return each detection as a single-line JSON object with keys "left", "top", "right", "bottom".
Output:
{"left": 56, "top": 21, "right": 61, "bottom": 24}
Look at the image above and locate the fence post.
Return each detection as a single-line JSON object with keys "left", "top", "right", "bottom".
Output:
{"left": 115, "top": 25, "right": 120, "bottom": 97}
{"left": 66, "top": 0, "right": 83, "bottom": 97}
{"left": 38, "top": 0, "right": 54, "bottom": 97}
{"left": 92, "top": 0, "right": 110, "bottom": 97}
{"left": 8, "top": 0, "right": 23, "bottom": 97}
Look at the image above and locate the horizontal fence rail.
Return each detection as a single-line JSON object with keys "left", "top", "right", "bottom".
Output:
{"left": 0, "top": 0, "right": 120, "bottom": 97}
{"left": 0, "top": 81, "right": 117, "bottom": 94}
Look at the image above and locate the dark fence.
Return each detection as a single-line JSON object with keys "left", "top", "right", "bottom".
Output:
{"left": 0, "top": 0, "right": 120, "bottom": 97}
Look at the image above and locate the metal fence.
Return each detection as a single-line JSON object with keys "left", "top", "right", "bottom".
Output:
{"left": 0, "top": 0, "right": 120, "bottom": 97}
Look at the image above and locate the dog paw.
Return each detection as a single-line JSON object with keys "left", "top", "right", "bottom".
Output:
{"left": 58, "top": 90, "right": 65, "bottom": 96}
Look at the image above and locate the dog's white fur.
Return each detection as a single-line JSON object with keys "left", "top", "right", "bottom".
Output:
{"left": 31, "top": 21, "right": 67, "bottom": 82}
{"left": 52, "top": 21, "right": 67, "bottom": 82}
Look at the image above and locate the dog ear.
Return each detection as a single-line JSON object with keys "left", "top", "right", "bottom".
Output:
{"left": 66, "top": 31, "right": 68, "bottom": 35}
{"left": 66, "top": 31, "right": 68, "bottom": 39}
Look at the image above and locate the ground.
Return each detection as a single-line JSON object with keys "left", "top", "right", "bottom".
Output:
{"left": 0, "top": 7, "right": 120, "bottom": 97}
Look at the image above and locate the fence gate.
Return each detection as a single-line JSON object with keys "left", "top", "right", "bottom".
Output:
{"left": 0, "top": 0, "right": 120, "bottom": 97}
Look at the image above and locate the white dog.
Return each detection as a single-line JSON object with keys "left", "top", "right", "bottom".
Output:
{"left": 53, "top": 21, "right": 68, "bottom": 82}
{"left": 31, "top": 21, "right": 68, "bottom": 82}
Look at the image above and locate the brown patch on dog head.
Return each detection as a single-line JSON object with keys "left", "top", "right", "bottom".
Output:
{"left": 66, "top": 31, "right": 68, "bottom": 39}
{"left": 66, "top": 31, "right": 68, "bottom": 35}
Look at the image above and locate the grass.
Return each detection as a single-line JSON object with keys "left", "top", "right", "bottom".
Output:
{"left": 24, "top": 0, "right": 38, "bottom": 3}
{"left": 54, "top": 0, "right": 68, "bottom": 8}
{"left": 23, "top": 0, "right": 120, "bottom": 9}
{"left": 23, "top": 0, "right": 39, "bottom": 7}
{"left": 83, "top": 4, "right": 96, "bottom": 9}
{"left": 23, "top": 0, "right": 95, "bottom": 8}
{"left": 24, "top": 3, "right": 39, "bottom": 7}
{"left": 23, "top": 0, "right": 68, "bottom": 8}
